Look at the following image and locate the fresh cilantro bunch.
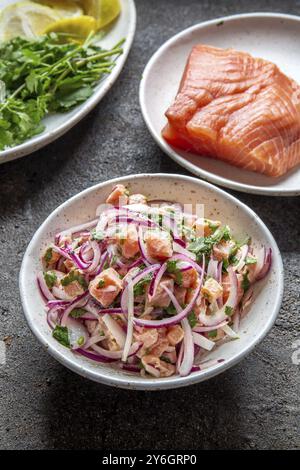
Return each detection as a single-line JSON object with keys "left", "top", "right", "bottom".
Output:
{"left": 0, "top": 33, "right": 124, "bottom": 150}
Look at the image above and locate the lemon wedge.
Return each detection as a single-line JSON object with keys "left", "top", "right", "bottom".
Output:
{"left": 43, "top": 15, "right": 97, "bottom": 41}
{"left": 0, "top": 1, "right": 62, "bottom": 41}
{"left": 33, "top": 0, "right": 83, "bottom": 18}
{"left": 80, "top": 0, "right": 121, "bottom": 28}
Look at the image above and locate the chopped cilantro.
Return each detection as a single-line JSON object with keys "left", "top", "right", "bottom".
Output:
{"left": 52, "top": 325, "right": 70, "bottom": 348}
{"left": 133, "top": 273, "right": 153, "bottom": 296}
{"left": 44, "top": 271, "right": 57, "bottom": 289}
{"left": 70, "top": 308, "right": 86, "bottom": 318}
{"left": 208, "top": 330, "right": 217, "bottom": 338}
{"left": 166, "top": 260, "right": 178, "bottom": 273}
{"left": 97, "top": 279, "right": 105, "bottom": 288}
{"left": 61, "top": 270, "right": 87, "bottom": 289}
{"left": 187, "top": 310, "right": 197, "bottom": 328}
{"left": 165, "top": 305, "right": 177, "bottom": 316}
{"left": 188, "top": 225, "right": 231, "bottom": 259}
{"left": 166, "top": 259, "right": 183, "bottom": 286}
{"left": 160, "top": 355, "right": 172, "bottom": 364}
{"left": 242, "top": 271, "right": 250, "bottom": 291}
{"left": 225, "top": 305, "right": 234, "bottom": 316}
{"left": 44, "top": 247, "right": 53, "bottom": 265}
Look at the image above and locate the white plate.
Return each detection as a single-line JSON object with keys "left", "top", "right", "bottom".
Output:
{"left": 140, "top": 13, "right": 300, "bottom": 196}
{"left": 0, "top": 0, "right": 136, "bottom": 164}
{"left": 19, "top": 173, "right": 283, "bottom": 390}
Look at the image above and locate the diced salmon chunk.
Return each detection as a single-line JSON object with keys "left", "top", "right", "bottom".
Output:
{"left": 213, "top": 240, "right": 236, "bottom": 261}
{"left": 42, "top": 247, "right": 60, "bottom": 268}
{"left": 89, "top": 267, "right": 123, "bottom": 308}
{"left": 181, "top": 267, "right": 198, "bottom": 288}
{"left": 148, "top": 278, "right": 174, "bottom": 308}
{"left": 63, "top": 280, "right": 85, "bottom": 298}
{"left": 142, "top": 355, "right": 176, "bottom": 377}
{"left": 194, "top": 217, "right": 221, "bottom": 237}
{"left": 202, "top": 277, "right": 223, "bottom": 302}
{"left": 167, "top": 325, "right": 184, "bottom": 346}
{"left": 106, "top": 184, "right": 129, "bottom": 206}
{"left": 116, "top": 224, "right": 139, "bottom": 259}
{"left": 145, "top": 230, "right": 173, "bottom": 260}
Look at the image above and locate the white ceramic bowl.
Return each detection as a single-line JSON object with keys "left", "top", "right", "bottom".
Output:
{"left": 19, "top": 174, "right": 283, "bottom": 390}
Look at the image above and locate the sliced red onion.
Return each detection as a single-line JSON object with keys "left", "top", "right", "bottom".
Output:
{"left": 79, "top": 242, "right": 94, "bottom": 262}
{"left": 122, "top": 280, "right": 134, "bottom": 362}
{"left": 173, "top": 241, "right": 196, "bottom": 261}
{"left": 234, "top": 244, "right": 249, "bottom": 272}
{"left": 76, "top": 348, "right": 116, "bottom": 363}
{"left": 168, "top": 253, "right": 205, "bottom": 275}
{"left": 198, "top": 266, "right": 238, "bottom": 326}
{"left": 52, "top": 286, "right": 73, "bottom": 301}
{"left": 86, "top": 241, "right": 101, "bottom": 274}
{"left": 65, "top": 244, "right": 91, "bottom": 270}
{"left": 55, "top": 218, "right": 98, "bottom": 242}
{"left": 121, "top": 264, "right": 160, "bottom": 313}
{"left": 192, "top": 332, "right": 215, "bottom": 351}
{"left": 47, "top": 305, "right": 61, "bottom": 329}
{"left": 138, "top": 226, "right": 156, "bottom": 265}
{"left": 256, "top": 248, "right": 272, "bottom": 281}
{"left": 102, "top": 314, "right": 126, "bottom": 348}
{"left": 178, "top": 318, "right": 194, "bottom": 376}
{"left": 37, "top": 272, "right": 55, "bottom": 300}
{"left": 148, "top": 262, "right": 167, "bottom": 297}
{"left": 221, "top": 324, "right": 239, "bottom": 339}
{"left": 207, "top": 257, "right": 219, "bottom": 279}
{"left": 83, "top": 333, "right": 106, "bottom": 349}
{"left": 47, "top": 299, "right": 69, "bottom": 307}
{"left": 94, "top": 250, "right": 109, "bottom": 276}
{"left": 240, "top": 285, "right": 254, "bottom": 318}
{"left": 66, "top": 317, "right": 89, "bottom": 350}
{"left": 127, "top": 257, "right": 144, "bottom": 269}
{"left": 50, "top": 244, "right": 72, "bottom": 260}
{"left": 92, "top": 341, "right": 141, "bottom": 360}
{"left": 134, "top": 257, "right": 205, "bottom": 328}
{"left": 193, "top": 321, "right": 228, "bottom": 333}
{"left": 60, "top": 291, "right": 89, "bottom": 327}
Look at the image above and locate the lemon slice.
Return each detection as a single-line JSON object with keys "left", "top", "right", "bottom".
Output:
{"left": 0, "top": 1, "right": 62, "bottom": 41}
{"left": 80, "top": 0, "right": 121, "bottom": 28}
{"left": 43, "top": 15, "right": 97, "bottom": 41}
{"left": 33, "top": 0, "right": 83, "bottom": 18}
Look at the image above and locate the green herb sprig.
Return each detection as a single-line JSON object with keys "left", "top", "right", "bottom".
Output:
{"left": 0, "top": 33, "right": 124, "bottom": 149}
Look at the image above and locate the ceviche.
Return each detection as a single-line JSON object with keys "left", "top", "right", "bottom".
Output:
{"left": 38, "top": 184, "right": 272, "bottom": 378}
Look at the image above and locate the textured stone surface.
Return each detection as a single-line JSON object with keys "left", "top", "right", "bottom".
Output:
{"left": 0, "top": 0, "right": 299, "bottom": 450}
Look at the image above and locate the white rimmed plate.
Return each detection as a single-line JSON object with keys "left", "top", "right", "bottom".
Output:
{"left": 140, "top": 13, "right": 300, "bottom": 196}
{"left": 19, "top": 173, "right": 283, "bottom": 390}
{"left": 0, "top": 0, "right": 136, "bottom": 164}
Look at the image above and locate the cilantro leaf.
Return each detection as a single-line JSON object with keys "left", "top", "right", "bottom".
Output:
{"left": 44, "top": 271, "right": 57, "bottom": 289}
{"left": 187, "top": 310, "right": 197, "bottom": 328}
{"left": 52, "top": 325, "right": 70, "bottom": 348}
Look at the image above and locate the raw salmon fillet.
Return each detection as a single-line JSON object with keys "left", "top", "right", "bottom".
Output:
{"left": 162, "top": 45, "right": 300, "bottom": 177}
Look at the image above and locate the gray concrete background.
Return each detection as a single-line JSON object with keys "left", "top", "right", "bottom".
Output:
{"left": 0, "top": 0, "right": 299, "bottom": 450}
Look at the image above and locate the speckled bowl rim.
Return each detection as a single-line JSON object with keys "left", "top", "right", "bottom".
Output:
{"left": 19, "top": 174, "right": 284, "bottom": 390}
